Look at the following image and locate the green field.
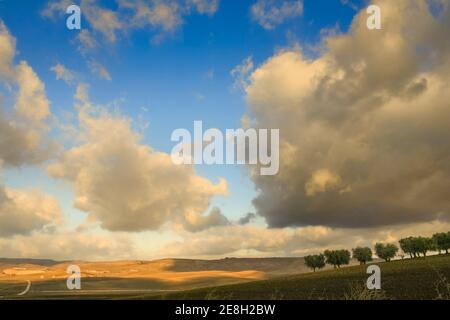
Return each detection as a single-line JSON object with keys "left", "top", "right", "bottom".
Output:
{"left": 148, "top": 255, "right": 450, "bottom": 300}
{"left": 1, "top": 255, "right": 449, "bottom": 300}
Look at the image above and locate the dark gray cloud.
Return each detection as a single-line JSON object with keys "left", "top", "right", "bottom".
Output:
{"left": 245, "top": 0, "right": 450, "bottom": 229}
{"left": 238, "top": 212, "right": 257, "bottom": 225}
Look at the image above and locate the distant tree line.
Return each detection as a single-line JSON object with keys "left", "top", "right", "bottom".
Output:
{"left": 304, "top": 232, "right": 450, "bottom": 272}
{"left": 400, "top": 233, "right": 450, "bottom": 258}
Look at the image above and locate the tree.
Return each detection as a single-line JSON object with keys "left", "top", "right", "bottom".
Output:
{"left": 400, "top": 236, "right": 436, "bottom": 258}
{"left": 415, "top": 237, "right": 435, "bottom": 257}
{"left": 324, "top": 249, "right": 351, "bottom": 268}
{"left": 304, "top": 254, "right": 326, "bottom": 272}
{"left": 433, "top": 232, "right": 450, "bottom": 255}
{"left": 352, "top": 247, "right": 373, "bottom": 265}
{"left": 375, "top": 243, "right": 398, "bottom": 262}
{"left": 399, "top": 237, "right": 415, "bottom": 258}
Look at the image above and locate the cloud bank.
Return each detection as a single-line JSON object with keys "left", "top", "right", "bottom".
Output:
{"left": 245, "top": 0, "right": 450, "bottom": 229}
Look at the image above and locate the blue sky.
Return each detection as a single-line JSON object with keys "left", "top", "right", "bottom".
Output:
{"left": 10, "top": 0, "right": 447, "bottom": 261}
{"left": 1, "top": 0, "right": 364, "bottom": 224}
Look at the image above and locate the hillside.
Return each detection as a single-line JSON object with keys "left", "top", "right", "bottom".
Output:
{"left": 0, "top": 257, "right": 310, "bottom": 299}
{"left": 156, "top": 257, "right": 309, "bottom": 275}
{"left": 0, "top": 258, "right": 60, "bottom": 266}
{"left": 2, "top": 255, "right": 448, "bottom": 299}
{"left": 149, "top": 255, "right": 450, "bottom": 300}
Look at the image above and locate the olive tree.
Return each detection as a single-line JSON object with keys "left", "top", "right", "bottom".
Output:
{"left": 375, "top": 243, "right": 398, "bottom": 262}
{"left": 304, "top": 254, "right": 326, "bottom": 272}
{"left": 399, "top": 237, "right": 416, "bottom": 258}
{"left": 352, "top": 247, "right": 373, "bottom": 265}
{"left": 433, "top": 232, "right": 450, "bottom": 255}
{"left": 400, "top": 237, "right": 436, "bottom": 258}
{"left": 415, "top": 237, "right": 435, "bottom": 257}
{"left": 324, "top": 249, "right": 351, "bottom": 268}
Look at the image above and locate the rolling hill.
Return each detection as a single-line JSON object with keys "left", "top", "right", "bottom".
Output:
{"left": 0, "top": 257, "right": 310, "bottom": 299}
{"left": 2, "top": 255, "right": 448, "bottom": 299}
{"left": 149, "top": 254, "right": 450, "bottom": 300}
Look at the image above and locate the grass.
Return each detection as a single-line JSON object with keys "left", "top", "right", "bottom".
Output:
{"left": 1, "top": 254, "right": 449, "bottom": 300}
{"left": 146, "top": 254, "right": 450, "bottom": 300}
